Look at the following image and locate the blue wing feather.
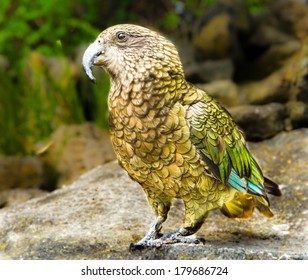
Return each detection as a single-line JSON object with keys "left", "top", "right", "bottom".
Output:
{"left": 227, "top": 168, "right": 265, "bottom": 196}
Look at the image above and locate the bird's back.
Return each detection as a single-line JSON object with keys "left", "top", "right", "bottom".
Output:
{"left": 184, "top": 83, "right": 281, "bottom": 218}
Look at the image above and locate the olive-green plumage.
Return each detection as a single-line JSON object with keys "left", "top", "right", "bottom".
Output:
{"left": 82, "top": 24, "right": 281, "bottom": 248}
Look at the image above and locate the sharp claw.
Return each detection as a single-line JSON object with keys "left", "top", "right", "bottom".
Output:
{"left": 129, "top": 242, "right": 146, "bottom": 251}
{"left": 129, "top": 239, "right": 163, "bottom": 251}
{"left": 161, "top": 231, "right": 206, "bottom": 244}
{"left": 129, "top": 231, "right": 206, "bottom": 251}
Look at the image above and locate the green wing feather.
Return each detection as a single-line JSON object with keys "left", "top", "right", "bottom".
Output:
{"left": 186, "top": 90, "right": 267, "bottom": 197}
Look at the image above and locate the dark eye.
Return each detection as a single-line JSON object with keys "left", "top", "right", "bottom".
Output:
{"left": 116, "top": 32, "right": 128, "bottom": 42}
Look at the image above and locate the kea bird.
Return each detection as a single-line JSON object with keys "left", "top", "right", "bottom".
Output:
{"left": 82, "top": 24, "right": 281, "bottom": 249}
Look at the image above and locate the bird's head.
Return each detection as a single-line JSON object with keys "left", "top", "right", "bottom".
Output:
{"left": 82, "top": 24, "right": 184, "bottom": 83}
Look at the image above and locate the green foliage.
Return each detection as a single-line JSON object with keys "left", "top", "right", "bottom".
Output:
{"left": 0, "top": 52, "right": 110, "bottom": 155}
{"left": 0, "top": 0, "right": 275, "bottom": 155}
{"left": 247, "top": 0, "right": 274, "bottom": 14}
{"left": 0, "top": 0, "right": 100, "bottom": 67}
{"left": 0, "top": 0, "right": 111, "bottom": 155}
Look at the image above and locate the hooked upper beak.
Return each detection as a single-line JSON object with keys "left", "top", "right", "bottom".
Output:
{"left": 82, "top": 39, "right": 105, "bottom": 83}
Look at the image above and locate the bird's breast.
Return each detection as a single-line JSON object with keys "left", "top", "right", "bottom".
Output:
{"left": 108, "top": 96, "right": 211, "bottom": 197}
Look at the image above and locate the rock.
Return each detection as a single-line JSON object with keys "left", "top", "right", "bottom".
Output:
{"left": 254, "top": 40, "right": 302, "bottom": 78}
{"left": 0, "top": 189, "right": 47, "bottom": 208}
{"left": 0, "top": 156, "right": 47, "bottom": 191}
{"left": 286, "top": 101, "right": 308, "bottom": 129}
{"left": 0, "top": 129, "right": 307, "bottom": 260}
{"left": 36, "top": 123, "right": 116, "bottom": 188}
{"left": 249, "top": 0, "right": 308, "bottom": 44}
{"left": 222, "top": 0, "right": 250, "bottom": 33}
{"left": 171, "top": 37, "right": 195, "bottom": 72}
{"left": 239, "top": 68, "right": 291, "bottom": 105}
{"left": 197, "top": 80, "right": 241, "bottom": 107}
{"left": 193, "top": 13, "right": 232, "bottom": 59}
{"left": 236, "top": 0, "right": 308, "bottom": 81}
{"left": 192, "top": 0, "right": 249, "bottom": 61}
{"left": 270, "top": 0, "right": 308, "bottom": 41}
{"left": 229, "top": 103, "right": 287, "bottom": 140}
{"left": 250, "top": 24, "right": 296, "bottom": 47}
{"left": 0, "top": 156, "right": 51, "bottom": 208}
{"left": 286, "top": 39, "right": 308, "bottom": 129}
{"left": 185, "top": 59, "right": 234, "bottom": 83}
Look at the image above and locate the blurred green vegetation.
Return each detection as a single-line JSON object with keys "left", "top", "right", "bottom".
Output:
{"left": 0, "top": 0, "right": 273, "bottom": 155}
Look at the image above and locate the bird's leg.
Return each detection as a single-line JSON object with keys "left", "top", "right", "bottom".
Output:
{"left": 129, "top": 190, "right": 172, "bottom": 250}
{"left": 159, "top": 222, "right": 206, "bottom": 245}
{"left": 129, "top": 215, "right": 165, "bottom": 250}
{"left": 157, "top": 199, "right": 209, "bottom": 245}
{"left": 130, "top": 198, "right": 208, "bottom": 250}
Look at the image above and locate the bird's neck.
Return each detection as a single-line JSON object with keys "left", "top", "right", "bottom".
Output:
{"left": 108, "top": 74, "right": 187, "bottom": 108}
{"left": 107, "top": 75, "right": 191, "bottom": 132}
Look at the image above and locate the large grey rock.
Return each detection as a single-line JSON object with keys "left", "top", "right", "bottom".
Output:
{"left": 229, "top": 103, "right": 287, "bottom": 140}
{"left": 185, "top": 59, "right": 234, "bottom": 83}
{"left": 0, "top": 129, "right": 307, "bottom": 260}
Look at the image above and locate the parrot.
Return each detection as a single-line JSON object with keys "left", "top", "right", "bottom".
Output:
{"left": 82, "top": 24, "right": 281, "bottom": 249}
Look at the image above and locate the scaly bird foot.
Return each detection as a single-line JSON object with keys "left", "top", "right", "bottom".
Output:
{"left": 160, "top": 230, "right": 205, "bottom": 245}
{"left": 129, "top": 230, "right": 205, "bottom": 251}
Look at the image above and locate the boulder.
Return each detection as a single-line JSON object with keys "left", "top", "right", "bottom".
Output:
{"left": 239, "top": 69, "right": 290, "bottom": 105}
{"left": 193, "top": 13, "right": 232, "bottom": 60}
{"left": 197, "top": 80, "right": 241, "bottom": 107}
{"left": 0, "top": 156, "right": 47, "bottom": 191}
{"left": 0, "top": 129, "right": 307, "bottom": 260}
{"left": 36, "top": 123, "right": 116, "bottom": 188}
{"left": 185, "top": 59, "right": 234, "bottom": 83}
{"left": 0, "top": 189, "right": 47, "bottom": 208}
{"left": 229, "top": 103, "right": 287, "bottom": 140}
{"left": 286, "top": 39, "right": 308, "bottom": 129}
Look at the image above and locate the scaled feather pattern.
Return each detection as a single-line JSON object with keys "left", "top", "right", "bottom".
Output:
{"left": 82, "top": 24, "right": 281, "bottom": 248}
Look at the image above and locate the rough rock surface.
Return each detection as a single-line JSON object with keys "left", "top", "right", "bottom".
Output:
{"left": 185, "top": 59, "right": 234, "bottom": 83}
{"left": 229, "top": 103, "right": 287, "bottom": 140}
{"left": 0, "top": 129, "right": 307, "bottom": 260}
{"left": 36, "top": 123, "right": 116, "bottom": 188}
{"left": 0, "top": 156, "right": 47, "bottom": 191}
{"left": 197, "top": 80, "right": 240, "bottom": 107}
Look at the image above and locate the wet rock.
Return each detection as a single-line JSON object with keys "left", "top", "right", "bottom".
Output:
{"left": 36, "top": 123, "right": 116, "bottom": 188}
{"left": 229, "top": 103, "right": 287, "bottom": 140}
{"left": 197, "top": 80, "right": 241, "bottom": 107}
{"left": 0, "top": 129, "right": 307, "bottom": 260}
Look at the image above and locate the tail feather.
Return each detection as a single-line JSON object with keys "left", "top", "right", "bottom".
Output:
{"left": 221, "top": 193, "right": 256, "bottom": 219}
{"left": 255, "top": 196, "right": 274, "bottom": 218}
{"left": 264, "top": 177, "right": 281, "bottom": 196}
{"left": 221, "top": 192, "right": 274, "bottom": 219}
